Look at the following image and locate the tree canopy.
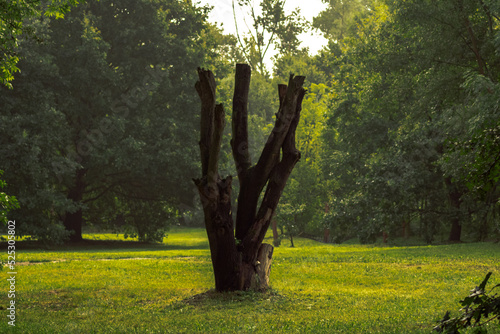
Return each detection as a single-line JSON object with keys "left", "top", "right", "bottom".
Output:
{"left": 0, "top": 0, "right": 225, "bottom": 242}
{"left": 0, "top": 0, "right": 82, "bottom": 88}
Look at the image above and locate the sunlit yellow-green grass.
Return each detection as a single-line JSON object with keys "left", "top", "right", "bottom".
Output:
{"left": 1, "top": 228, "right": 499, "bottom": 333}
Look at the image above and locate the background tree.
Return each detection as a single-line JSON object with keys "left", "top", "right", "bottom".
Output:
{"left": 0, "top": 0, "right": 218, "bottom": 243}
{"left": 318, "top": 0, "right": 500, "bottom": 243}
{"left": 0, "top": 0, "right": 81, "bottom": 88}
{"left": 232, "top": 0, "right": 308, "bottom": 76}
{"left": 313, "top": 0, "right": 373, "bottom": 41}
{"left": 0, "top": 171, "right": 19, "bottom": 226}
{"left": 274, "top": 82, "right": 330, "bottom": 241}
{"left": 275, "top": 202, "right": 305, "bottom": 247}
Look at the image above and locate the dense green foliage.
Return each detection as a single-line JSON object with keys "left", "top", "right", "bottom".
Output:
{"left": 0, "top": 170, "right": 19, "bottom": 225}
{"left": 0, "top": 228, "right": 499, "bottom": 333}
{"left": 1, "top": 0, "right": 499, "bottom": 244}
{"left": 316, "top": 0, "right": 500, "bottom": 244}
{"left": 0, "top": 0, "right": 81, "bottom": 88}
{"left": 0, "top": 0, "right": 226, "bottom": 243}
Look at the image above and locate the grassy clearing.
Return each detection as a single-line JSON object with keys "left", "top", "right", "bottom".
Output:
{"left": 1, "top": 228, "right": 499, "bottom": 333}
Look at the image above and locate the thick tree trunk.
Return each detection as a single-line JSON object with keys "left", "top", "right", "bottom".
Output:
{"left": 63, "top": 209, "right": 83, "bottom": 242}
{"left": 64, "top": 168, "right": 86, "bottom": 242}
{"left": 445, "top": 177, "right": 463, "bottom": 242}
{"left": 240, "top": 243, "right": 274, "bottom": 291}
{"left": 448, "top": 217, "right": 462, "bottom": 243}
{"left": 194, "top": 64, "right": 305, "bottom": 292}
{"left": 194, "top": 176, "right": 241, "bottom": 291}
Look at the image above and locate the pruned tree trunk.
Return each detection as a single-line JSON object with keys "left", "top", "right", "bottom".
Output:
{"left": 194, "top": 64, "right": 305, "bottom": 292}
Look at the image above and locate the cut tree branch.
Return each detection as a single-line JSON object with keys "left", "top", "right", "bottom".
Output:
{"left": 235, "top": 73, "right": 305, "bottom": 242}
{"left": 195, "top": 67, "right": 217, "bottom": 177}
{"left": 231, "top": 63, "right": 252, "bottom": 180}
{"left": 241, "top": 86, "right": 306, "bottom": 263}
{"left": 208, "top": 104, "right": 225, "bottom": 187}
{"left": 253, "top": 74, "right": 305, "bottom": 189}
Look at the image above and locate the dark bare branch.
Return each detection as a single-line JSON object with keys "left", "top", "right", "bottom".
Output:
{"left": 282, "top": 87, "right": 306, "bottom": 152}
{"left": 253, "top": 74, "right": 305, "bottom": 190}
{"left": 235, "top": 74, "right": 305, "bottom": 242}
{"left": 241, "top": 87, "right": 305, "bottom": 263}
{"left": 278, "top": 84, "right": 287, "bottom": 108}
{"left": 195, "top": 68, "right": 217, "bottom": 177}
{"left": 231, "top": 64, "right": 252, "bottom": 179}
{"left": 207, "top": 104, "right": 225, "bottom": 187}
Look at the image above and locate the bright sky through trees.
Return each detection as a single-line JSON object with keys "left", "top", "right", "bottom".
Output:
{"left": 198, "top": 0, "right": 328, "bottom": 70}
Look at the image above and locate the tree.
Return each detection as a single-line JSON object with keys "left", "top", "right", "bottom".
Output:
{"left": 384, "top": 0, "right": 500, "bottom": 242}
{"left": 275, "top": 202, "right": 305, "bottom": 247}
{"left": 319, "top": 0, "right": 500, "bottom": 244}
{"left": 232, "top": 0, "right": 308, "bottom": 76}
{"left": 313, "top": 0, "right": 373, "bottom": 41}
{"left": 0, "top": 0, "right": 216, "bottom": 243}
{"left": 0, "top": 171, "right": 19, "bottom": 226}
{"left": 0, "top": 0, "right": 81, "bottom": 88}
{"left": 194, "top": 64, "right": 305, "bottom": 291}
{"left": 440, "top": 74, "right": 500, "bottom": 241}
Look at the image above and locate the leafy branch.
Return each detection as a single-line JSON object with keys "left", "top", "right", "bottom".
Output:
{"left": 434, "top": 272, "right": 500, "bottom": 333}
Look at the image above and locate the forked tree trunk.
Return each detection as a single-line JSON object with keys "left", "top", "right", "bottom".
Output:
{"left": 194, "top": 64, "right": 305, "bottom": 291}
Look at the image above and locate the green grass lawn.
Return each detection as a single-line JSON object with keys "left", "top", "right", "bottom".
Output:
{"left": 1, "top": 228, "right": 499, "bottom": 333}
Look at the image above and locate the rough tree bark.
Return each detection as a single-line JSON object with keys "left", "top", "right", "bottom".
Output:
{"left": 194, "top": 64, "right": 305, "bottom": 292}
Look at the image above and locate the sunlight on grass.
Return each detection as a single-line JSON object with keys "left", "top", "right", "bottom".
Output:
{"left": 1, "top": 228, "right": 499, "bottom": 333}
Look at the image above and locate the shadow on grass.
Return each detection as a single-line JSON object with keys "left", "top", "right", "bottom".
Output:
{"left": 0, "top": 238, "right": 209, "bottom": 252}
{"left": 177, "top": 288, "right": 287, "bottom": 308}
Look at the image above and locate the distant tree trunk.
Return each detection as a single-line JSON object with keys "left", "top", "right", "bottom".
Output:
{"left": 323, "top": 228, "right": 330, "bottom": 243}
{"left": 272, "top": 220, "right": 280, "bottom": 246}
{"left": 323, "top": 203, "right": 330, "bottom": 243}
{"left": 63, "top": 209, "right": 83, "bottom": 242}
{"left": 402, "top": 220, "right": 410, "bottom": 239}
{"left": 64, "top": 168, "right": 86, "bottom": 242}
{"left": 445, "top": 177, "right": 463, "bottom": 242}
{"left": 448, "top": 217, "right": 462, "bottom": 242}
{"left": 194, "top": 64, "right": 305, "bottom": 291}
